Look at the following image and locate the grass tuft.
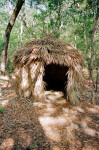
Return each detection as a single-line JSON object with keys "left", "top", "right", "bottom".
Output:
{"left": 0, "top": 103, "right": 4, "bottom": 113}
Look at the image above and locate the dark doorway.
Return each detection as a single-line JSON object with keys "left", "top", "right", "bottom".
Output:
{"left": 43, "top": 63, "right": 68, "bottom": 93}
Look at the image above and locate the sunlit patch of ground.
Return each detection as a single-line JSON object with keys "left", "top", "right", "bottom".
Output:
{"left": 0, "top": 79, "right": 99, "bottom": 150}
{"left": 33, "top": 90, "right": 99, "bottom": 150}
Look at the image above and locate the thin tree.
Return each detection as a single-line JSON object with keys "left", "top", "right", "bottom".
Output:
{"left": 89, "top": 5, "right": 99, "bottom": 104}
{"left": 83, "top": 12, "right": 87, "bottom": 56}
{"left": 1, "top": 0, "right": 24, "bottom": 75}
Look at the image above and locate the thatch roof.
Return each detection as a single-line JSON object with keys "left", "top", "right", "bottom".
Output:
{"left": 13, "top": 37, "right": 85, "bottom": 104}
{"left": 13, "top": 36, "right": 85, "bottom": 68}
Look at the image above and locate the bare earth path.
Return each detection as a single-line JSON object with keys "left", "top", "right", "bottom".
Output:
{"left": 0, "top": 79, "right": 99, "bottom": 150}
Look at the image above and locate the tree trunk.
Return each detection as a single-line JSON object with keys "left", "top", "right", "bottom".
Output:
{"left": 74, "top": 34, "right": 77, "bottom": 48}
{"left": 89, "top": 6, "right": 99, "bottom": 104}
{"left": 57, "top": 1, "right": 62, "bottom": 31}
{"left": 95, "top": 68, "right": 99, "bottom": 92}
{"left": 83, "top": 12, "right": 87, "bottom": 56}
{"left": 20, "top": 22, "right": 23, "bottom": 42}
{"left": 1, "top": 0, "right": 24, "bottom": 75}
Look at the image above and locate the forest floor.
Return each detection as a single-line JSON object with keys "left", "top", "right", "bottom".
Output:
{"left": 0, "top": 74, "right": 99, "bottom": 150}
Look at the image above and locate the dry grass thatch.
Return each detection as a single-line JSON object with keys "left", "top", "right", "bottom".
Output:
{"left": 13, "top": 36, "right": 85, "bottom": 104}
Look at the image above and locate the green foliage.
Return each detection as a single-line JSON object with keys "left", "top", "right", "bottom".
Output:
{"left": 0, "top": 0, "right": 98, "bottom": 74}
{"left": 0, "top": 103, "right": 4, "bottom": 113}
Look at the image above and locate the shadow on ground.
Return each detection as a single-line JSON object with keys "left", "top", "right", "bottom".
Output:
{"left": 0, "top": 81, "right": 99, "bottom": 150}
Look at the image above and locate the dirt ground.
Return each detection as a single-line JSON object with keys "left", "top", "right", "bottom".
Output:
{"left": 0, "top": 78, "right": 99, "bottom": 150}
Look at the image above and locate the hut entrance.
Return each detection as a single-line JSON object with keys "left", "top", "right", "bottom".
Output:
{"left": 43, "top": 63, "right": 68, "bottom": 94}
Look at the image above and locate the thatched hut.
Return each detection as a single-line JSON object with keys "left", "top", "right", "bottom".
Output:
{"left": 13, "top": 37, "right": 85, "bottom": 104}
